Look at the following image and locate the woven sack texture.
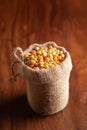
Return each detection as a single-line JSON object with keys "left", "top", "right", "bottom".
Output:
{"left": 14, "top": 42, "right": 73, "bottom": 115}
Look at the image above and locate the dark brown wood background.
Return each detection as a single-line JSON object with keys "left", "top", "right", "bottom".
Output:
{"left": 0, "top": 0, "right": 87, "bottom": 130}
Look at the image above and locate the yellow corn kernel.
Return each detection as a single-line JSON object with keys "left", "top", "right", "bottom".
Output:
{"left": 35, "top": 46, "right": 40, "bottom": 50}
{"left": 51, "top": 64, "right": 56, "bottom": 68}
{"left": 53, "top": 54, "right": 58, "bottom": 59}
{"left": 30, "top": 60, "right": 36, "bottom": 65}
{"left": 40, "top": 64, "right": 44, "bottom": 68}
{"left": 49, "top": 53, "right": 53, "bottom": 59}
{"left": 53, "top": 57, "right": 58, "bottom": 62}
{"left": 50, "top": 57, "right": 54, "bottom": 62}
{"left": 47, "top": 48, "right": 53, "bottom": 53}
{"left": 33, "top": 58, "right": 37, "bottom": 62}
{"left": 55, "top": 49, "right": 60, "bottom": 55}
{"left": 36, "top": 50, "right": 42, "bottom": 55}
{"left": 29, "top": 63, "right": 35, "bottom": 67}
{"left": 45, "top": 57, "right": 50, "bottom": 62}
{"left": 24, "top": 54, "right": 29, "bottom": 59}
{"left": 52, "top": 52, "right": 56, "bottom": 55}
{"left": 29, "top": 54, "right": 35, "bottom": 59}
{"left": 56, "top": 60, "right": 60, "bottom": 64}
{"left": 53, "top": 47, "right": 57, "bottom": 51}
{"left": 58, "top": 55, "right": 62, "bottom": 61}
{"left": 38, "top": 61, "right": 44, "bottom": 65}
{"left": 52, "top": 61, "right": 57, "bottom": 66}
{"left": 44, "top": 63, "right": 49, "bottom": 69}
{"left": 39, "top": 47, "right": 43, "bottom": 52}
{"left": 38, "top": 55, "right": 44, "bottom": 61}
{"left": 49, "top": 62, "right": 54, "bottom": 67}
{"left": 31, "top": 50, "right": 36, "bottom": 55}
{"left": 47, "top": 52, "right": 52, "bottom": 57}
{"left": 49, "top": 62, "right": 55, "bottom": 68}
{"left": 39, "top": 62, "right": 44, "bottom": 68}
{"left": 61, "top": 53, "right": 65, "bottom": 58}
{"left": 43, "top": 51, "right": 47, "bottom": 57}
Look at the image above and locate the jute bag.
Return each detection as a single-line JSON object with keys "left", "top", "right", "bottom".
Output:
{"left": 10, "top": 42, "right": 72, "bottom": 115}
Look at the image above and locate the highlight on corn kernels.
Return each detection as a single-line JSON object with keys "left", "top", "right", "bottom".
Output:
{"left": 23, "top": 45, "right": 66, "bottom": 70}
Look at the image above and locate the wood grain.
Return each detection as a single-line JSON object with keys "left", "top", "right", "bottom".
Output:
{"left": 0, "top": 0, "right": 87, "bottom": 130}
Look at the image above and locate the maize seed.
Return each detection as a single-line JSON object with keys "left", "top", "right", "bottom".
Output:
{"left": 36, "top": 50, "right": 42, "bottom": 55}
{"left": 61, "top": 53, "right": 65, "bottom": 58}
{"left": 35, "top": 46, "right": 40, "bottom": 50}
{"left": 43, "top": 52, "right": 47, "bottom": 57}
{"left": 52, "top": 51, "right": 56, "bottom": 55}
{"left": 44, "top": 63, "right": 49, "bottom": 69}
{"left": 31, "top": 50, "right": 36, "bottom": 55}
{"left": 30, "top": 60, "right": 36, "bottom": 65}
{"left": 24, "top": 54, "right": 29, "bottom": 59}
{"left": 45, "top": 57, "right": 50, "bottom": 62}
{"left": 38, "top": 55, "right": 44, "bottom": 60}
{"left": 58, "top": 55, "right": 62, "bottom": 61}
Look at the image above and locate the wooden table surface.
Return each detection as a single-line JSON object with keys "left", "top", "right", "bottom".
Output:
{"left": 0, "top": 0, "right": 87, "bottom": 130}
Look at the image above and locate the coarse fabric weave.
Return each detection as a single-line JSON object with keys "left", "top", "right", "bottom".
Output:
{"left": 14, "top": 42, "right": 73, "bottom": 115}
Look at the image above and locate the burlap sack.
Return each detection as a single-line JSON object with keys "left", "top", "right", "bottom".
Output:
{"left": 11, "top": 41, "right": 72, "bottom": 115}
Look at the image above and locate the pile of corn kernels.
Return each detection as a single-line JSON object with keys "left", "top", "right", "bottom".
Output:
{"left": 23, "top": 45, "right": 66, "bottom": 70}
